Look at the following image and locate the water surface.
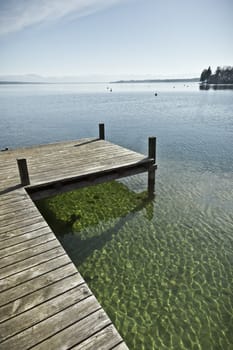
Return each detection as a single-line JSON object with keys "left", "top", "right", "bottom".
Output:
{"left": 1, "top": 82, "right": 233, "bottom": 349}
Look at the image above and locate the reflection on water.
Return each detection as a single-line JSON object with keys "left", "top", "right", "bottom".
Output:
{"left": 200, "top": 83, "right": 233, "bottom": 90}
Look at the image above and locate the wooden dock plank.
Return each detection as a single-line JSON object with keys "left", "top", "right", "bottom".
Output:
{"left": 0, "top": 216, "right": 47, "bottom": 237}
{"left": 29, "top": 153, "right": 147, "bottom": 184}
{"left": 0, "top": 239, "right": 59, "bottom": 269}
{"left": 0, "top": 220, "right": 49, "bottom": 241}
{"left": 0, "top": 253, "right": 71, "bottom": 292}
{"left": 0, "top": 199, "right": 37, "bottom": 215}
{"left": 0, "top": 205, "right": 39, "bottom": 222}
{"left": 0, "top": 232, "right": 55, "bottom": 259}
{"left": 0, "top": 139, "right": 134, "bottom": 171}
{"left": 0, "top": 246, "right": 65, "bottom": 279}
{"left": 29, "top": 308, "right": 112, "bottom": 350}
{"left": 0, "top": 283, "right": 90, "bottom": 342}
{"left": 0, "top": 262, "right": 74, "bottom": 307}
{"left": 0, "top": 193, "right": 30, "bottom": 206}
{"left": 0, "top": 297, "right": 102, "bottom": 350}
{"left": 71, "top": 325, "right": 125, "bottom": 350}
{"left": 0, "top": 226, "right": 52, "bottom": 250}
{"left": 0, "top": 273, "right": 82, "bottom": 322}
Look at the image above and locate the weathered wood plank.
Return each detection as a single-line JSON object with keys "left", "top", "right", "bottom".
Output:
{"left": 0, "top": 232, "right": 54, "bottom": 259}
{"left": 0, "top": 238, "right": 59, "bottom": 269}
{"left": 26, "top": 145, "right": 140, "bottom": 169}
{"left": 0, "top": 262, "right": 75, "bottom": 307}
{"left": 28, "top": 150, "right": 146, "bottom": 176}
{"left": 0, "top": 190, "right": 28, "bottom": 203}
{"left": 0, "top": 138, "right": 96, "bottom": 164}
{"left": 0, "top": 252, "right": 70, "bottom": 292}
{"left": 0, "top": 226, "right": 52, "bottom": 250}
{"left": 72, "top": 325, "right": 125, "bottom": 350}
{"left": 0, "top": 282, "right": 90, "bottom": 342}
{"left": 27, "top": 308, "right": 111, "bottom": 350}
{"left": 0, "top": 204, "right": 39, "bottom": 221}
{"left": 0, "top": 273, "right": 82, "bottom": 322}
{"left": 0, "top": 246, "right": 65, "bottom": 279}
{"left": 0, "top": 296, "right": 102, "bottom": 350}
{"left": 0, "top": 198, "right": 35, "bottom": 215}
{"left": 0, "top": 213, "right": 45, "bottom": 240}
{"left": 0, "top": 218, "right": 47, "bottom": 240}
{"left": 1, "top": 140, "right": 145, "bottom": 179}
{"left": 0, "top": 211, "right": 42, "bottom": 230}
{"left": 26, "top": 156, "right": 147, "bottom": 187}
{"left": 0, "top": 139, "right": 116, "bottom": 172}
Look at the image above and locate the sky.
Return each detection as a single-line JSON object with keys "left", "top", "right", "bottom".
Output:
{"left": 0, "top": 0, "right": 232, "bottom": 81}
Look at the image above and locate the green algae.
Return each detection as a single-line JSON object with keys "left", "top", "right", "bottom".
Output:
{"left": 36, "top": 181, "right": 148, "bottom": 239}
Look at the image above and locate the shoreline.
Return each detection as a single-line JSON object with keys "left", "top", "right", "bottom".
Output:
{"left": 111, "top": 78, "right": 199, "bottom": 84}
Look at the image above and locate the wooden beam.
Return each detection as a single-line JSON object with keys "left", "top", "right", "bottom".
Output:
{"left": 148, "top": 136, "right": 156, "bottom": 164}
{"left": 17, "top": 158, "right": 30, "bottom": 186}
{"left": 148, "top": 137, "right": 156, "bottom": 196}
{"left": 28, "top": 160, "right": 153, "bottom": 201}
{"left": 99, "top": 123, "right": 105, "bottom": 140}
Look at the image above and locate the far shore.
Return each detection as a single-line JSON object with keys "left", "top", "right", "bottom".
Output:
{"left": 111, "top": 78, "right": 199, "bottom": 83}
{"left": 0, "top": 79, "right": 199, "bottom": 85}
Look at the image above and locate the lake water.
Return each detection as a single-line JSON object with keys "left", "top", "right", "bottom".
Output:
{"left": 1, "top": 82, "right": 233, "bottom": 349}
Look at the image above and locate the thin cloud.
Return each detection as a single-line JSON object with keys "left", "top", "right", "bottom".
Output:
{"left": 0, "top": 0, "right": 126, "bottom": 36}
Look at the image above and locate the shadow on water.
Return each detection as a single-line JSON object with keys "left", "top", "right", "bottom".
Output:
{"left": 35, "top": 181, "right": 154, "bottom": 267}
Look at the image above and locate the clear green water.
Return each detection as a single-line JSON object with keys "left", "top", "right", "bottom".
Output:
{"left": 3, "top": 83, "right": 232, "bottom": 349}
{"left": 36, "top": 162, "right": 233, "bottom": 350}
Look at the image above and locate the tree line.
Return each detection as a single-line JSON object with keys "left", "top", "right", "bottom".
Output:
{"left": 200, "top": 66, "right": 233, "bottom": 84}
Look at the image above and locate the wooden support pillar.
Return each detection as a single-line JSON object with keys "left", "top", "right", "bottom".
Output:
{"left": 99, "top": 123, "right": 105, "bottom": 140}
{"left": 17, "top": 158, "right": 30, "bottom": 186}
{"left": 148, "top": 137, "right": 156, "bottom": 196}
{"left": 148, "top": 136, "right": 156, "bottom": 163}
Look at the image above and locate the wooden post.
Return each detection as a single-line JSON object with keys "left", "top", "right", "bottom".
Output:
{"left": 148, "top": 137, "right": 156, "bottom": 196}
{"left": 148, "top": 136, "right": 156, "bottom": 163}
{"left": 99, "top": 123, "right": 105, "bottom": 140}
{"left": 17, "top": 158, "right": 30, "bottom": 186}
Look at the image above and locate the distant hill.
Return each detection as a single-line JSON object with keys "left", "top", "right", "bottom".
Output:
{"left": 0, "top": 74, "right": 101, "bottom": 84}
{"left": 0, "top": 74, "right": 46, "bottom": 83}
{"left": 0, "top": 75, "right": 200, "bottom": 85}
{"left": 0, "top": 81, "right": 46, "bottom": 84}
{"left": 111, "top": 78, "right": 199, "bottom": 83}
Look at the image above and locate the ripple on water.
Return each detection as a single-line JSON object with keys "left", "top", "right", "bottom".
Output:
{"left": 36, "top": 174, "right": 233, "bottom": 350}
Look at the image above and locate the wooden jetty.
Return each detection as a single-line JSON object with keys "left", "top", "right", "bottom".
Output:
{"left": 0, "top": 124, "right": 157, "bottom": 350}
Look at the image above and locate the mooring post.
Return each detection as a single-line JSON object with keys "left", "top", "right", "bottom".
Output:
{"left": 148, "top": 137, "right": 156, "bottom": 196}
{"left": 17, "top": 158, "right": 30, "bottom": 186}
{"left": 99, "top": 123, "right": 105, "bottom": 140}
